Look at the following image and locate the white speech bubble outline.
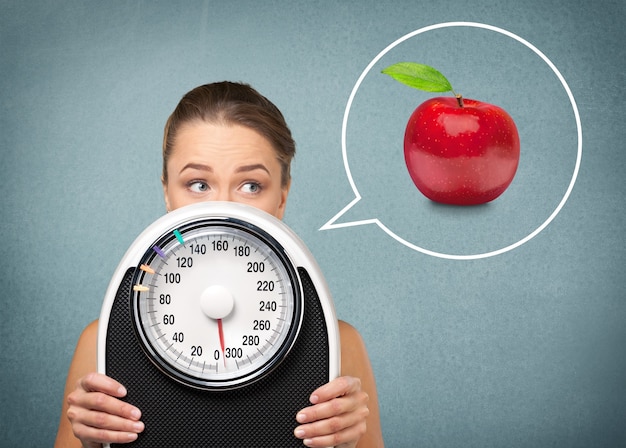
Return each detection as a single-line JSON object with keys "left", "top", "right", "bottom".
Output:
{"left": 320, "top": 21, "right": 583, "bottom": 261}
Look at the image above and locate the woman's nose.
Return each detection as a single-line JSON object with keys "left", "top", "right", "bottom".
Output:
{"left": 213, "top": 188, "right": 233, "bottom": 203}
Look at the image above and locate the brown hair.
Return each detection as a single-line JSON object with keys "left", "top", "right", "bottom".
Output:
{"left": 162, "top": 81, "right": 296, "bottom": 188}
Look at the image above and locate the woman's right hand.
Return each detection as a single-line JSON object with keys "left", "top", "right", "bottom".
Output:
{"left": 66, "top": 372, "right": 144, "bottom": 447}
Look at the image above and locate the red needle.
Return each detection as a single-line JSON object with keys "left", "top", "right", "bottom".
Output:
{"left": 217, "top": 318, "right": 226, "bottom": 367}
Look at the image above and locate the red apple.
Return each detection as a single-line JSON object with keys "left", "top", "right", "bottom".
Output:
{"left": 404, "top": 96, "right": 520, "bottom": 205}
{"left": 383, "top": 62, "right": 520, "bottom": 205}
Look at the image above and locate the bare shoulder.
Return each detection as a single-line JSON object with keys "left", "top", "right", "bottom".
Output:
{"left": 67, "top": 319, "right": 99, "bottom": 389}
{"left": 80, "top": 319, "right": 99, "bottom": 346}
{"left": 54, "top": 319, "right": 99, "bottom": 448}
{"left": 338, "top": 319, "right": 368, "bottom": 370}
{"left": 338, "top": 319, "right": 361, "bottom": 338}
{"left": 337, "top": 319, "right": 385, "bottom": 447}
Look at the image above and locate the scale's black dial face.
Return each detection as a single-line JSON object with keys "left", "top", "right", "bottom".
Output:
{"left": 130, "top": 217, "right": 303, "bottom": 389}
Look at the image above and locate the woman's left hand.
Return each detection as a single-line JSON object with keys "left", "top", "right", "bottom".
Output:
{"left": 294, "top": 375, "right": 369, "bottom": 448}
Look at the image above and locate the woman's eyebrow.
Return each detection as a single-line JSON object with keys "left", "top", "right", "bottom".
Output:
{"left": 180, "top": 163, "right": 212, "bottom": 174}
{"left": 235, "top": 164, "right": 270, "bottom": 175}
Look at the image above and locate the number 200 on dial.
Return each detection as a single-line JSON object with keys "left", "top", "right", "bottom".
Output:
{"left": 131, "top": 220, "right": 302, "bottom": 389}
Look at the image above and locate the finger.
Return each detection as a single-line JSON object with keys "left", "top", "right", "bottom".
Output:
{"left": 71, "top": 420, "right": 142, "bottom": 445}
{"left": 308, "top": 376, "right": 360, "bottom": 404}
{"left": 295, "top": 418, "right": 366, "bottom": 448}
{"left": 79, "top": 372, "right": 128, "bottom": 397}
{"left": 297, "top": 385, "right": 368, "bottom": 424}
{"left": 68, "top": 390, "right": 142, "bottom": 422}
{"left": 297, "top": 398, "right": 350, "bottom": 424}
{"left": 80, "top": 408, "right": 145, "bottom": 434}
{"left": 296, "top": 394, "right": 369, "bottom": 429}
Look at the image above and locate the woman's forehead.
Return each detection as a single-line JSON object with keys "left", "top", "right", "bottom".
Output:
{"left": 169, "top": 122, "right": 281, "bottom": 170}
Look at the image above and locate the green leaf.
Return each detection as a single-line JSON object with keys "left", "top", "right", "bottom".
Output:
{"left": 382, "top": 62, "right": 453, "bottom": 93}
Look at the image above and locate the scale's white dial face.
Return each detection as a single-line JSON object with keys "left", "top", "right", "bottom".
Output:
{"left": 131, "top": 219, "right": 302, "bottom": 389}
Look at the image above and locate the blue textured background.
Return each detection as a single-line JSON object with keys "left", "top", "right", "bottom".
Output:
{"left": 1, "top": 1, "right": 624, "bottom": 446}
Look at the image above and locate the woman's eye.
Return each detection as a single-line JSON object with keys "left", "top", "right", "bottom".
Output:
{"left": 189, "top": 181, "right": 209, "bottom": 193}
{"left": 241, "top": 182, "right": 262, "bottom": 194}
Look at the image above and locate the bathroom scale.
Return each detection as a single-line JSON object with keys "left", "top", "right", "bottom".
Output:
{"left": 98, "top": 201, "right": 340, "bottom": 447}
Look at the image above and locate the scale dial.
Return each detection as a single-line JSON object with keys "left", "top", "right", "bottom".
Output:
{"left": 129, "top": 210, "right": 303, "bottom": 390}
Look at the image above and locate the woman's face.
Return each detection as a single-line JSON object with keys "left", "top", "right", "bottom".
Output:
{"left": 162, "top": 121, "right": 290, "bottom": 219}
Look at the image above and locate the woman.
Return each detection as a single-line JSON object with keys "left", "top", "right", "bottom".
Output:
{"left": 54, "top": 81, "right": 383, "bottom": 448}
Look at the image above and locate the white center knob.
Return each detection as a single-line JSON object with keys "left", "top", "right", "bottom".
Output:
{"left": 200, "top": 285, "right": 235, "bottom": 320}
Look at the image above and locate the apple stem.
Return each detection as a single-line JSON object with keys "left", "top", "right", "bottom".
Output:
{"left": 455, "top": 93, "right": 464, "bottom": 108}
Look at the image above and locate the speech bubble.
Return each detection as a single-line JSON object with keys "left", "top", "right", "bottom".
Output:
{"left": 320, "top": 22, "right": 582, "bottom": 260}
